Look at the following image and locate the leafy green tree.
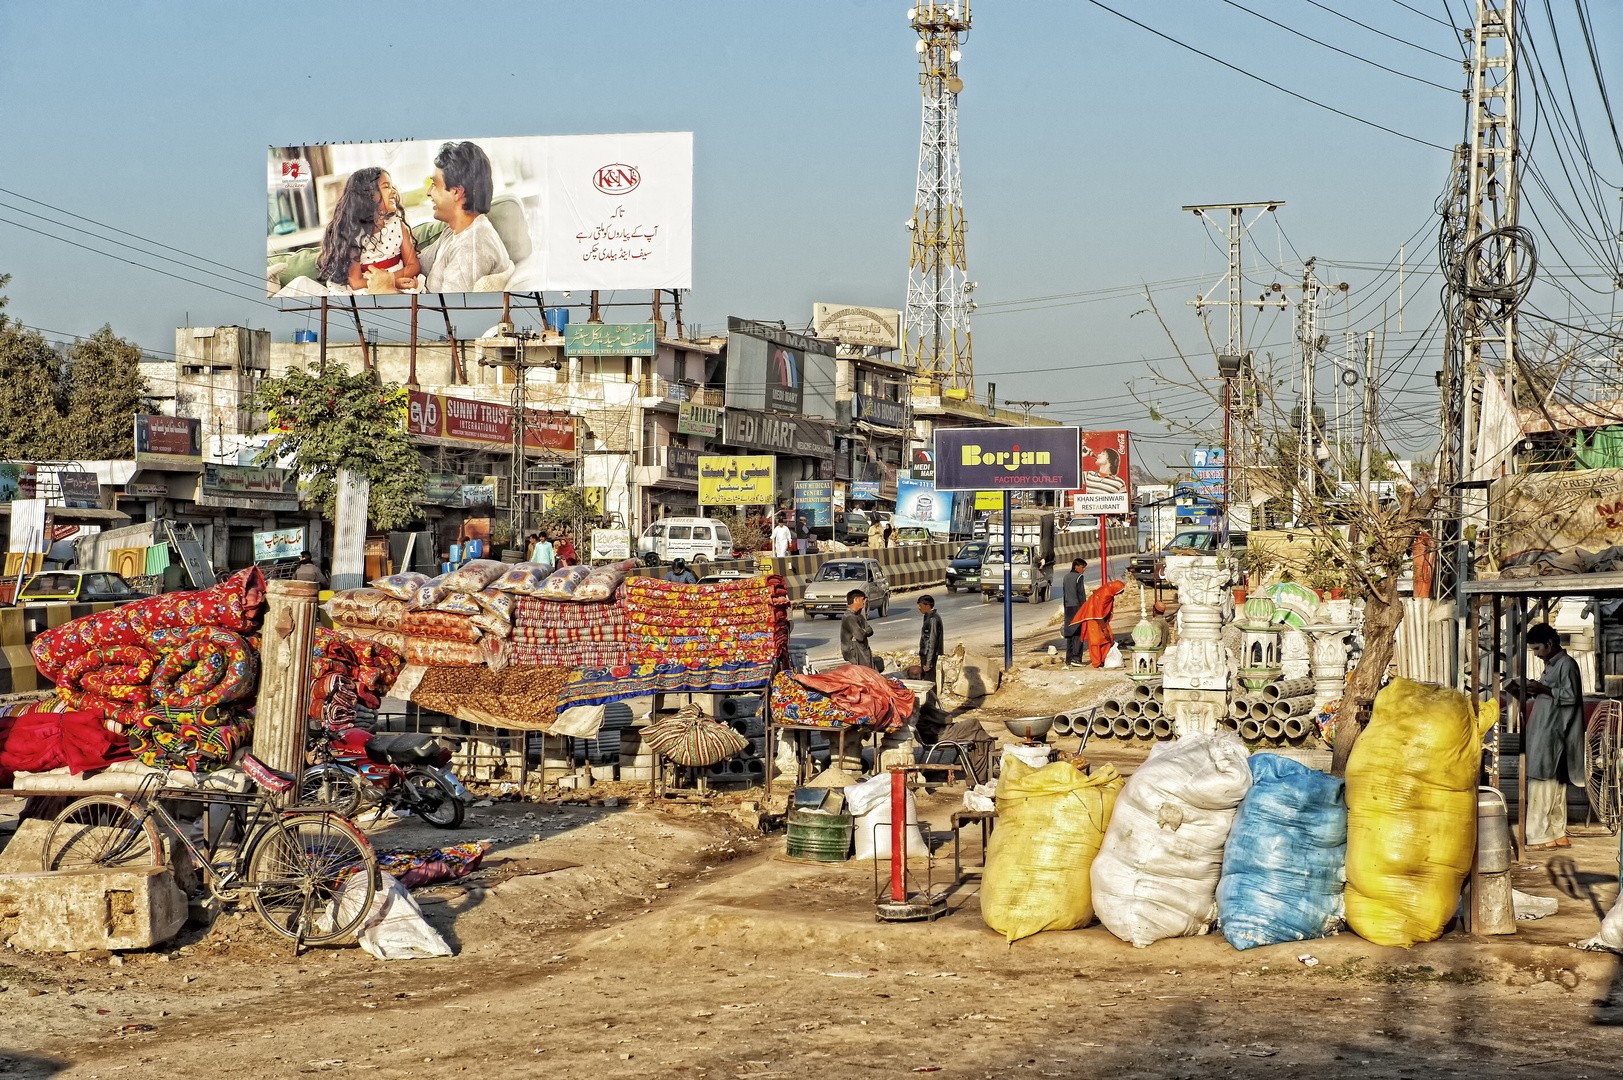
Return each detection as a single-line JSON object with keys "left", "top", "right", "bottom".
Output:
{"left": 251, "top": 363, "right": 426, "bottom": 530}
{"left": 0, "top": 300, "right": 67, "bottom": 458}
{"left": 63, "top": 326, "right": 147, "bottom": 459}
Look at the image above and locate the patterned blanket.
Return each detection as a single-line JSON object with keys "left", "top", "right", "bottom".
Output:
{"left": 558, "top": 658, "right": 775, "bottom": 709}
{"left": 768, "top": 669, "right": 907, "bottom": 734}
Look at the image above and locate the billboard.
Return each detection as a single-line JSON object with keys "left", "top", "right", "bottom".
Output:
{"left": 812, "top": 304, "right": 901, "bottom": 350}
{"left": 565, "top": 323, "right": 657, "bottom": 357}
{"left": 1073, "top": 430, "right": 1133, "bottom": 515}
{"left": 676, "top": 402, "right": 720, "bottom": 437}
{"left": 721, "top": 410, "right": 833, "bottom": 459}
{"left": 895, "top": 478, "right": 954, "bottom": 533}
{"left": 793, "top": 480, "right": 833, "bottom": 527}
{"left": 134, "top": 415, "right": 203, "bottom": 470}
{"left": 698, "top": 455, "right": 775, "bottom": 505}
{"left": 933, "top": 427, "right": 1081, "bottom": 491}
{"left": 1190, "top": 446, "right": 1225, "bottom": 499}
{"left": 55, "top": 471, "right": 100, "bottom": 509}
{"left": 406, "top": 391, "right": 574, "bottom": 452}
{"left": 267, "top": 132, "right": 692, "bottom": 297}
{"left": 723, "top": 319, "right": 836, "bottom": 418}
{"left": 253, "top": 527, "right": 306, "bottom": 562}
{"left": 851, "top": 480, "right": 881, "bottom": 501}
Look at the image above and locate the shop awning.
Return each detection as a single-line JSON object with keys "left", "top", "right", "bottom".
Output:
{"left": 0, "top": 504, "right": 132, "bottom": 525}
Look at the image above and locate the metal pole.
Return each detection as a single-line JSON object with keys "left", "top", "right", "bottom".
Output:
{"left": 318, "top": 296, "right": 328, "bottom": 373}
{"left": 1359, "top": 329, "right": 1376, "bottom": 492}
{"left": 1002, "top": 490, "right": 1013, "bottom": 671}
{"left": 1097, "top": 514, "right": 1108, "bottom": 584}
{"left": 1222, "top": 379, "right": 1231, "bottom": 542}
{"left": 889, "top": 767, "right": 907, "bottom": 902}
{"left": 408, "top": 293, "right": 419, "bottom": 388}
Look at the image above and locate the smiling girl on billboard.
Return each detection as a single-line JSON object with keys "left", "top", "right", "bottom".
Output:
{"left": 316, "top": 167, "right": 421, "bottom": 293}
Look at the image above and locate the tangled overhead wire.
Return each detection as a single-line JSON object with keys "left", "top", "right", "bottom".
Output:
{"left": 1446, "top": 225, "right": 1539, "bottom": 304}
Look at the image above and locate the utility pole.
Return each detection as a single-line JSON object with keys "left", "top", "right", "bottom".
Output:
{"left": 1184, "top": 201, "right": 1288, "bottom": 534}
{"left": 905, "top": 1, "right": 975, "bottom": 396}
{"left": 1359, "top": 330, "right": 1376, "bottom": 494}
{"left": 1004, "top": 400, "right": 1047, "bottom": 427}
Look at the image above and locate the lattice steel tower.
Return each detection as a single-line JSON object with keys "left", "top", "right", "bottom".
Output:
{"left": 904, "top": 1, "right": 975, "bottom": 395}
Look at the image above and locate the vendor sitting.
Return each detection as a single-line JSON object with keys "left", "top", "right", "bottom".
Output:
{"left": 663, "top": 557, "right": 698, "bottom": 585}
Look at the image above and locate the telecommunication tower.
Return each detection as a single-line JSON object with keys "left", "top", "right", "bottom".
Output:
{"left": 904, "top": 2, "right": 975, "bottom": 395}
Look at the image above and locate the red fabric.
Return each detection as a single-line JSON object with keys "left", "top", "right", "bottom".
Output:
{"left": 60, "top": 710, "right": 132, "bottom": 773}
{"left": 0, "top": 709, "right": 65, "bottom": 774}
{"left": 31, "top": 568, "right": 267, "bottom": 684}
{"left": 792, "top": 664, "right": 916, "bottom": 733}
{"left": 1070, "top": 579, "right": 1125, "bottom": 667}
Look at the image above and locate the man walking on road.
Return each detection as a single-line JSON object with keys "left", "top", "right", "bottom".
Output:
{"left": 1061, "top": 557, "right": 1088, "bottom": 668}
{"left": 772, "top": 516, "right": 793, "bottom": 558}
{"left": 841, "top": 589, "right": 879, "bottom": 671}
{"left": 916, "top": 594, "right": 944, "bottom": 686}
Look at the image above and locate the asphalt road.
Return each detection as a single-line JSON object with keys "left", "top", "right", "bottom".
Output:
{"left": 799, "top": 554, "right": 1133, "bottom": 666}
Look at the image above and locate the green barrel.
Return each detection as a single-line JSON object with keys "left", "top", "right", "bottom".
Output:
{"left": 785, "top": 808, "right": 853, "bottom": 863}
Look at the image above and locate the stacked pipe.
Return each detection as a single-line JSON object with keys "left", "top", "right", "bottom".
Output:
{"left": 1081, "top": 686, "right": 1175, "bottom": 741}
{"left": 702, "top": 694, "right": 769, "bottom": 781}
{"left": 1221, "top": 677, "right": 1321, "bottom": 748}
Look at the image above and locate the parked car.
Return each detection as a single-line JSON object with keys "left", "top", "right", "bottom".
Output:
{"left": 798, "top": 558, "right": 892, "bottom": 621}
{"left": 1129, "top": 530, "right": 1248, "bottom": 584}
{"left": 13, "top": 571, "right": 146, "bottom": 606}
{"left": 835, "top": 510, "right": 871, "bottom": 544}
{"left": 636, "top": 517, "right": 735, "bottom": 566}
{"left": 894, "top": 526, "right": 930, "bottom": 546}
{"left": 943, "top": 541, "right": 987, "bottom": 594}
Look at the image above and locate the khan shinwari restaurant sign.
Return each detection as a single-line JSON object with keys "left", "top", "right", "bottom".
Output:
{"left": 407, "top": 391, "right": 575, "bottom": 452}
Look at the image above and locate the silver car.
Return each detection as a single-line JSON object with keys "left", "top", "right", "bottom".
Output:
{"left": 799, "top": 558, "right": 892, "bottom": 622}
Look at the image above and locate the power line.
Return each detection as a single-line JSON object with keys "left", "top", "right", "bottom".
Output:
{"left": 1217, "top": 0, "right": 1455, "bottom": 91}
{"left": 1299, "top": 0, "right": 1463, "bottom": 61}
{"left": 1080, "top": 0, "right": 1451, "bottom": 151}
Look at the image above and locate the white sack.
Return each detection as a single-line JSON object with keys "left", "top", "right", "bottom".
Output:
{"left": 1091, "top": 732, "right": 1253, "bottom": 947}
{"left": 328, "top": 872, "right": 453, "bottom": 961}
{"left": 845, "top": 773, "right": 927, "bottom": 860}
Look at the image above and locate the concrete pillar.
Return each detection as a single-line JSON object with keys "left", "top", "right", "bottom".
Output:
{"left": 252, "top": 580, "right": 318, "bottom": 805}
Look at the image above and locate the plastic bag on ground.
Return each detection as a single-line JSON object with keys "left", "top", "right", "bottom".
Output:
{"left": 1344, "top": 679, "right": 1497, "bottom": 948}
{"left": 1103, "top": 643, "right": 1124, "bottom": 669}
{"left": 325, "top": 871, "right": 452, "bottom": 960}
{"left": 981, "top": 758, "right": 1122, "bottom": 943}
{"left": 844, "top": 772, "right": 927, "bottom": 860}
{"left": 1216, "top": 753, "right": 1347, "bottom": 950}
{"left": 1577, "top": 891, "right": 1623, "bottom": 953}
{"left": 1091, "top": 732, "right": 1253, "bottom": 947}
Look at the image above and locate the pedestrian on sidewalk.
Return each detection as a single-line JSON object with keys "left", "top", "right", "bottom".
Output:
{"left": 293, "top": 553, "right": 327, "bottom": 587}
{"left": 772, "top": 516, "right": 793, "bottom": 558}
{"left": 841, "top": 589, "right": 880, "bottom": 671}
{"left": 1061, "top": 557, "right": 1088, "bottom": 668}
{"left": 916, "top": 594, "right": 944, "bottom": 685}
{"left": 532, "top": 532, "right": 556, "bottom": 566}
{"left": 1518, "top": 622, "right": 1583, "bottom": 850}
{"left": 1070, "top": 578, "right": 1125, "bottom": 667}
{"left": 557, "top": 530, "right": 577, "bottom": 566}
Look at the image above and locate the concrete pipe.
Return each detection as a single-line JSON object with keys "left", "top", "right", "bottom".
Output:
{"left": 1133, "top": 683, "right": 1155, "bottom": 701}
{"left": 1238, "top": 718, "right": 1263, "bottom": 741}
{"left": 729, "top": 719, "right": 750, "bottom": 736}
{"left": 1151, "top": 716, "right": 1175, "bottom": 739}
{"left": 1151, "top": 683, "right": 1166, "bottom": 704}
{"left": 1101, "top": 698, "right": 1123, "bottom": 718}
{"left": 1132, "top": 716, "right": 1154, "bottom": 739}
{"left": 1281, "top": 716, "right": 1308, "bottom": 740}
{"left": 1122, "top": 699, "right": 1143, "bottom": 718}
{"left": 1261, "top": 677, "right": 1315, "bottom": 702}
{"left": 1142, "top": 699, "right": 1162, "bottom": 718}
{"left": 1091, "top": 714, "right": 1115, "bottom": 737}
{"left": 1111, "top": 716, "right": 1135, "bottom": 738}
{"left": 727, "top": 759, "right": 747, "bottom": 774}
{"left": 1051, "top": 714, "right": 1073, "bottom": 737}
{"left": 1219, "top": 713, "right": 1240, "bottom": 730}
{"left": 1261, "top": 716, "right": 1284, "bottom": 741}
{"left": 1230, "top": 697, "right": 1253, "bottom": 721}
{"left": 1251, "top": 700, "right": 1275, "bottom": 722}
{"left": 1272, "top": 695, "right": 1317, "bottom": 718}
{"left": 707, "top": 762, "right": 729, "bottom": 775}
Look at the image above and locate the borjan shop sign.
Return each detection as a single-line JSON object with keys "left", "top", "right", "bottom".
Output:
{"left": 932, "top": 426, "right": 1081, "bottom": 491}
{"left": 407, "top": 391, "right": 574, "bottom": 452}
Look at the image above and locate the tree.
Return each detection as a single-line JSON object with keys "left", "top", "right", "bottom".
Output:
{"left": 63, "top": 326, "right": 147, "bottom": 459}
{"left": 539, "top": 483, "right": 606, "bottom": 551}
{"left": 251, "top": 363, "right": 426, "bottom": 530}
{"left": 0, "top": 325, "right": 67, "bottom": 461}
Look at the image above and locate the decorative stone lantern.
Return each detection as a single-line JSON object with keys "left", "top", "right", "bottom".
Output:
{"left": 1126, "top": 614, "right": 1164, "bottom": 683}
{"left": 1236, "top": 595, "right": 1282, "bottom": 691}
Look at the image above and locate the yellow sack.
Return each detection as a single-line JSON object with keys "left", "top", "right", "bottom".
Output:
{"left": 1344, "top": 678, "right": 1498, "bottom": 948}
{"left": 981, "top": 758, "right": 1123, "bottom": 943}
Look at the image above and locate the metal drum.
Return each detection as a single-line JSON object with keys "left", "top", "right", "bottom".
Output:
{"left": 1477, "top": 787, "right": 1515, "bottom": 874}
{"left": 786, "top": 808, "right": 854, "bottom": 863}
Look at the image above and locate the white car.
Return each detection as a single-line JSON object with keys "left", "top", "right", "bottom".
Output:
{"left": 637, "top": 517, "right": 734, "bottom": 565}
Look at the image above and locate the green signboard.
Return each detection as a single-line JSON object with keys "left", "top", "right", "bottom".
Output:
{"left": 564, "top": 322, "right": 657, "bottom": 357}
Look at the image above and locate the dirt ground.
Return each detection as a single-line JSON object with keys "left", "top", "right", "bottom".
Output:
{"left": 0, "top": 745, "right": 1619, "bottom": 1080}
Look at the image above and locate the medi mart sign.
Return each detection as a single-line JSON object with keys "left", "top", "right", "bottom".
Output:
{"left": 932, "top": 427, "right": 1081, "bottom": 491}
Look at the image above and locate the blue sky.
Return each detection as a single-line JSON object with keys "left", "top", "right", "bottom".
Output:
{"left": 2, "top": 0, "right": 1617, "bottom": 473}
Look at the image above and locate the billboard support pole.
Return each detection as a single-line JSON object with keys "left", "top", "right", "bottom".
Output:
{"left": 318, "top": 297, "right": 328, "bottom": 373}
{"left": 408, "top": 294, "right": 419, "bottom": 389}
{"left": 1002, "top": 490, "right": 1013, "bottom": 671}
{"left": 1098, "top": 514, "right": 1108, "bottom": 584}
{"left": 502, "top": 292, "right": 511, "bottom": 326}
{"left": 437, "top": 296, "right": 462, "bottom": 384}
{"left": 349, "top": 296, "right": 369, "bottom": 372}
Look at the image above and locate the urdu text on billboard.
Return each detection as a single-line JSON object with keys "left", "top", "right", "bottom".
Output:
{"left": 406, "top": 391, "right": 575, "bottom": 452}
{"left": 267, "top": 133, "right": 692, "bottom": 297}
{"left": 134, "top": 415, "right": 203, "bottom": 470}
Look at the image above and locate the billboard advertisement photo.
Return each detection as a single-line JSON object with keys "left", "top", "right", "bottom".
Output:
{"left": 895, "top": 478, "right": 954, "bottom": 534}
{"left": 268, "top": 132, "right": 692, "bottom": 297}
{"left": 1073, "top": 430, "right": 1132, "bottom": 515}
{"left": 932, "top": 427, "right": 1080, "bottom": 491}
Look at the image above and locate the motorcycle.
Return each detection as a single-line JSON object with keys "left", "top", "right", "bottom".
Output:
{"left": 300, "top": 728, "right": 470, "bottom": 829}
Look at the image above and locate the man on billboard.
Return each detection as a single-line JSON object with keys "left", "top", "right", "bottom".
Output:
{"left": 421, "top": 141, "right": 512, "bottom": 293}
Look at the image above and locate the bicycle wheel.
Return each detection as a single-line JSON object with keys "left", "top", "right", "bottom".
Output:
{"left": 245, "top": 812, "right": 377, "bottom": 945}
{"left": 42, "top": 796, "right": 163, "bottom": 872}
{"left": 297, "top": 764, "right": 365, "bottom": 817}
{"left": 406, "top": 767, "right": 465, "bottom": 829}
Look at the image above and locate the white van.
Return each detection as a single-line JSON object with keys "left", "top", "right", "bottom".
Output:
{"left": 637, "top": 517, "right": 734, "bottom": 565}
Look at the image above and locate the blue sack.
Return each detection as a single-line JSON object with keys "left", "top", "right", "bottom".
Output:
{"left": 1217, "top": 753, "right": 1347, "bottom": 950}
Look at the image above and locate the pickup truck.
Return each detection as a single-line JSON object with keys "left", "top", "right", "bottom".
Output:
{"left": 1129, "top": 530, "right": 1247, "bottom": 584}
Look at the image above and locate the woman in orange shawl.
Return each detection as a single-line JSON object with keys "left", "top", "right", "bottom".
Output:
{"left": 1069, "top": 579, "right": 1125, "bottom": 667}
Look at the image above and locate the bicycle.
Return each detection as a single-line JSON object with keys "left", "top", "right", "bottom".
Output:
{"left": 40, "top": 760, "right": 378, "bottom": 948}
